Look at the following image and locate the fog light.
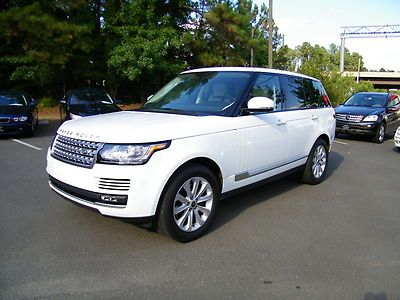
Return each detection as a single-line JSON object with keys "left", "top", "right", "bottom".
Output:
{"left": 100, "top": 194, "right": 127, "bottom": 205}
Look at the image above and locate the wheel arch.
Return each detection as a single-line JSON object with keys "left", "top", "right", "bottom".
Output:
{"left": 152, "top": 156, "right": 223, "bottom": 228}
{"left": 317, "top": 133, "right": 331, "bottom": 148}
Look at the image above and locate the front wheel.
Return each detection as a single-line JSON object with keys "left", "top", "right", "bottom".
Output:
{"left": 299, "top": 139, "right": 329, "bottom": 185}
{"left": 372, "top": 123, "right": 385, "bottom": 143}
{"left": 156, "top": 164, "right": 220, "bottom": 242}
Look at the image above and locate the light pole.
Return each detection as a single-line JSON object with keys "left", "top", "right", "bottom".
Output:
{"left": 268, "top": 0, "right": 273, "bottom": 68}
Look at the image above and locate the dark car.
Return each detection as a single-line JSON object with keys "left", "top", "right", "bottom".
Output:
{"left": 335, "top": 92, "right": 400, "bottom": 143}
{"left": 60, "top": 88, "right": 121, "bottom": 122}
{"left": 0, "top": 90, "right": 39, "bottom": 136}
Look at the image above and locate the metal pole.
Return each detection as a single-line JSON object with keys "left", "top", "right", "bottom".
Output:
{"left": 268, "top": 0, "right": 273, "bottom": 68}
{"left": 356, "top": 57, "right": 361, "bottom": 83}
{"left": 250, "top": 28, "right": 254, "bottom": 67}
{"left": 339, "top": 33, "right": 345, "bottom": 73}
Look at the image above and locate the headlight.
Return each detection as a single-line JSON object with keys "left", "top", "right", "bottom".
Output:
{"left": 70, "top": 113, "right": 82, "bottom": 120}
{"left": 98, "top": 141, "right": 170, "bottom": 165}
{"left": 12, "top": 116, "right": 28, "bottom": 122}
{"left": 363, "top": 115, "right": 378, "bottom": 122}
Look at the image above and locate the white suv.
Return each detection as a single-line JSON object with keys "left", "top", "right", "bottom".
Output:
{"left": 46, "top": 67, "right": 336, "bottom": 242}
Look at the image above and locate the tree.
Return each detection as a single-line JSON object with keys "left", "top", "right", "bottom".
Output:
{"left": 0, "top": 1, "right": 93, "bottom": 97}
{"left": 107, "top": 0, "right": 191, "bottom": 101}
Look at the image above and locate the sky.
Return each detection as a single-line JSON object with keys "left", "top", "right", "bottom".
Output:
{"left": 254, "top": 0, "right": 400, "bottom": 71}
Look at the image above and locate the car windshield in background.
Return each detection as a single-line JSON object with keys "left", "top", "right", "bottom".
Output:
{"left": 70, "top": 91, "right": 113, "bottom": 105}
{"left": 0, "top": 94, "right": 27, "bottom": 106}
{"left": 344, "top": 94, "right": 386, "bottom": 107}
{"left": 142, "top": 71, "right": 251, "bottom": 115}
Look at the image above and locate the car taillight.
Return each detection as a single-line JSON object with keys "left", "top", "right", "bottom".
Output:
{"left": 322, "top": 95, "right": 331, "bottom": 107}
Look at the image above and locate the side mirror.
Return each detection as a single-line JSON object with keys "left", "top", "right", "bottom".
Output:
{"left": 243, "top": 97, "right": 275, "bottom": 114}
{"left": 60, "top": 99, "right": 67, "bottom": 105}
{"left": 31, "top": 99, "right": 38, "bottom": 106}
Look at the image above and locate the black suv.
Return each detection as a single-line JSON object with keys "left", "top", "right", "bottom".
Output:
{"left": 335, "top": 92, "right": 400, "bottom": 143}
{"left": 60, "top": 88, "right": 121, "bottom": 122}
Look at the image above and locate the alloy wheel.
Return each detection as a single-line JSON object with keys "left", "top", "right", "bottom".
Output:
{"left": 173, "top": 177, "right": 213, "bottom": 232}
{"left": 312, "top": 145, "right": 327, "bottom": 179}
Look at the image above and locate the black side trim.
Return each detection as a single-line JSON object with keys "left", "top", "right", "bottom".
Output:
{"left": 234, "top": 156, "right": 307, "bottom": 181}
{"left": 222, "top": 165, "right": 305, "bottom": 200}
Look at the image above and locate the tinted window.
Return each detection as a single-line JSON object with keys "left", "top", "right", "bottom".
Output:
{"left": 0, "top": 94, "right": 27, "bottom": 106}
{"left": 250, "top": 74, "right": 283, "bottom": 111}
{"left": 281, "top": 76, "right": 307, "bottom": 110}
{"left": 68, "top": 90, "right": 113, "bottom": 105}
{"left": 143, "top": 72, "right": 251, "bottom": 115}
{"left": 387, "top": 94, "right": 399, "bottom": 108}
{"left": 344, "top": 93, "right": 386, "bottom": 108}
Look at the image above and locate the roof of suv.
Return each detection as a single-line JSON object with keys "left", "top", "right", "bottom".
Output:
{"left": 182, "top": 67, "right": 320, "bottom": 82}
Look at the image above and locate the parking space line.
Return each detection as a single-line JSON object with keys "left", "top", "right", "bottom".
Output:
{"left": 334, "top": 140, "right": 348, "bottom": 145}
{"left": 11, "top": 139, "right": 42, "bottom": 151}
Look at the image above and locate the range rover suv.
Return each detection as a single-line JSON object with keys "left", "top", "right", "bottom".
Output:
{"left": 335, "top": 92, "right": 400, "bottom": 143}
{"left": 46, "top": 67, "right": 336, "bottom": 242}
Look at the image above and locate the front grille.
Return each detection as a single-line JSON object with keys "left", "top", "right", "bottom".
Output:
{"left": 336, "top": 114, "right": 364, "bottom": 122}
{"left": 0, "top": 117, "right": 10, "bottom": 123}
{"left": 98, "top": 178, "right": 131, "bottom": 191}
{"left": 51, "top": 134, "right": 101, "bottom": 168}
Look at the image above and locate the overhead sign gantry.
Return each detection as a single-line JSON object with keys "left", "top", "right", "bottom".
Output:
{"left": 339, "top": 24, "right": 400, "bottom": 73}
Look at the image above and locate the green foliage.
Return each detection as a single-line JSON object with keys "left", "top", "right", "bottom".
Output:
{"left": 292, "top": 42, "right": 382, "bottom": 106}
{"left": 0, "top": 0, "right": 388, "bottom": 103}
{"left": 0, "top": 1, "right": 91, "bottom": 91}
{"left": 38, "top": 96, "right": 56, "bottom": 108}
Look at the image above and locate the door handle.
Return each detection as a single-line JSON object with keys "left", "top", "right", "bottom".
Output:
{"left": 311, "top": 115, "right": 318, "bottom": 121}
{"left": 276, "top": 119, "right": 287, "bottom": 125}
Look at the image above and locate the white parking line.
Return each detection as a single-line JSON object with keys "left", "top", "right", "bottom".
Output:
{"left": 11, "top": 139, "right": 42, "bottom": 151}
{"left": 334, "top": 140, "right": 348, "bottom": 145}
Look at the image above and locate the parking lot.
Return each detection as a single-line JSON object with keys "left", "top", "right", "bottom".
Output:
{"left": 1, "top": 121, "right": 399, "bottom": 299}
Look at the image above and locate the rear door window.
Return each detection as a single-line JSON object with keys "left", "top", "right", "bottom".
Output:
{"left": 281, "top": 75, "right": 307, "bottom": 110}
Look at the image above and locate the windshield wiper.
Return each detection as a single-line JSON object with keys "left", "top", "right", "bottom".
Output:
{"left": 138, "top": 108, "right": 200, "bottom": 116}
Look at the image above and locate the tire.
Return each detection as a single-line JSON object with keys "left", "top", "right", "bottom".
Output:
{"left": 299, "top": 139, "right": 329, "bottom": 185}
{"left": 372, "top": 123, "right": 385, "bottom": 143}
{"left": 156, "top": 163, "right": 220, "bottom": 242}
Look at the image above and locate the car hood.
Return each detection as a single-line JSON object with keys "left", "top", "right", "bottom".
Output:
{"left": 57, "top": 111, "right": 238, "bottom": 143}
{"left": 0, "top": 105, "right": 30, "bottom": 116}
{"left": 335, "top": 105, "right": 384, "bottom": 116}
{"left": 68, "top": 104, "right": 121, "bottom": 116}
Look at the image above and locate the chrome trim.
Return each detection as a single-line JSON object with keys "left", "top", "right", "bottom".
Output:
{"left": 51, "top": 134, "right": 102, "bottom": 168}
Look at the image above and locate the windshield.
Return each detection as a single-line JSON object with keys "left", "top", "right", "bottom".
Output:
{"left": 0, "top": 94, "right": 27, "bottom": 106}
{"left": 142, "top": 71, "right": 251, "bottom": 115}
{"left": 69, "top": 90, "right": 113, "bottom": 105}
{"left": 344, "top": 94, "right": 386, "bottom": 107}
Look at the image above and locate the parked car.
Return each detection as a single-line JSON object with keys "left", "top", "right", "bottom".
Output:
{"left": 395, "top": 126, "right": 400, "bottom": 151}
{"left": 335, "top": 92, "right": 400, "bottom": 143}
{"left": 60, "top": 88, "right": 121, "bottom": 122}
{"left": 0, "top": 90, "right": 38, "bottom": 136}
{"left": 47, "top": 67, "right": 336, "bottom": 242}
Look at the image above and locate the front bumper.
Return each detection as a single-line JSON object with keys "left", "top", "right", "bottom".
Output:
{"left": 335, "top": 120, "right": 379, "bottom": 136}
{"left": 46, "top": 148, "right": 172, "bottom": 218}
{"left": 0, "top": 122, "right": 31, "bottom": 135}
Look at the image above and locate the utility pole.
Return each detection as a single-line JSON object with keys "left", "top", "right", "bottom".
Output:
{"left": 268, "top": 0, "right": 273, "bottom": 68}
{"left": 250, "top": 27, "right": 254, "bottom": 67}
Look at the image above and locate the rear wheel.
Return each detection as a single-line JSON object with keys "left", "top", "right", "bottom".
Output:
{"left": 157, "top": 163, "right": 220, "bottom": 242}
{"left": 299, "top": 139, "right": 329, "bottom": 185}
{"left": 372, "top": 123, "right": 385, "bottom": 143}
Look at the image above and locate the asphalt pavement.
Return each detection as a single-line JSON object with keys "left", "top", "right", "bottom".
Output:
{"left": 1, "top": 121, "right": 399, "bottom": 299}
